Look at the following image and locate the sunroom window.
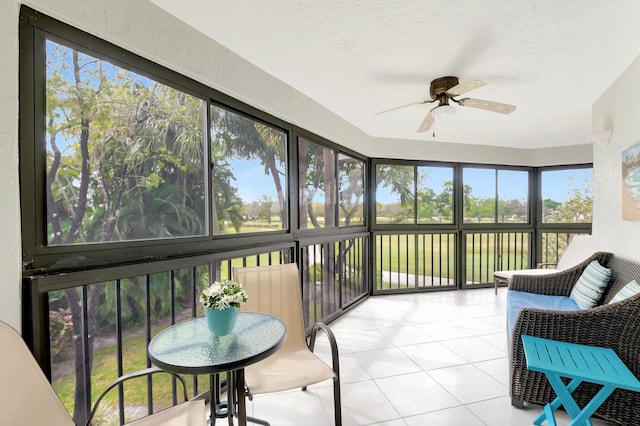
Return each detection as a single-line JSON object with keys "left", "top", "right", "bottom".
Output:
{"left": 45, "top": 39, "right": 207, "bottom": 245}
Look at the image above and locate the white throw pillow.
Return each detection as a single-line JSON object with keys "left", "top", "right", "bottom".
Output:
{"left": 569, "top": 260, "right": 612, "bottom": 309}
{"left": 609, "top": 280, "right": 640, "bottom": 304}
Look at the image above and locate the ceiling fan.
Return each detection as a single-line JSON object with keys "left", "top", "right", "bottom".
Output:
{"left": 377, "top": 76, "right": 517, "bottom": 133}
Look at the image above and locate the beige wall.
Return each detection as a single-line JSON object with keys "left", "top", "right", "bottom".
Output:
{"left": 592, "top": 55, "right": 640, "bottom": 256}
{"left": 0, "top": 1, "right": 21, "bottom": 331}
{"left": 1, "top": 0, "right": 596, "bottom": 330}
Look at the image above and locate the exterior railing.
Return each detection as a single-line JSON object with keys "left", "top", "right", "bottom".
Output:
{"left": 540, "top": 231, "right": 588, "bottom": 266}
{"left": 21, "top": 227, "right": 586, "bottom": 423}
{"left": 464, "top": 231, "right": 531, "bottom": 287}
{"left": 24, "top": 236, "right": 367, "bottom": 425}
{"left": 373, "top": 232, "right": 457, "bottom": 293}
{"left": 300, "top": 234, "right": 368, "bottom": 326}
{"left": 372, "top": 229, "right": 590, "bottom": 293}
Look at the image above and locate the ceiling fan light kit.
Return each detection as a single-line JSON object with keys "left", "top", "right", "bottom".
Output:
{"left": 377, "top": 75, "right": 517, "bottom": 134}
{"left": 433, "top": 104, "right": 456, "bottom": 119}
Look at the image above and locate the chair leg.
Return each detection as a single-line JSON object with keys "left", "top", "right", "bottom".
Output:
{"left": 333, "top": 376, "right": 342, "bottom": 426}
{"left": 247, "top": 416, "right": 270, "bottom": 426}
{"left": 511, "top": 396, "right": 524, "bottom": 408}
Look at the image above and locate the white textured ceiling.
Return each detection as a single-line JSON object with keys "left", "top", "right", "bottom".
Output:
{"left": 151, "top": 0, "right": 640, "bottom": 149}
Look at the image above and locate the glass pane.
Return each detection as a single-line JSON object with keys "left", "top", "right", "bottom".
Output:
{"left": 417, "top": 166, "right": 454, "bottom": 223}
{"left": 498, "top": 170, "right": 529, "bottom": 223}
{"left": 45, "top": 39, "right": 207, "bottom": 245}
{"left": 210, "top": 105, "right": 287, "bottom": 234}
{"left": 298, "top": 138, "right": 337, "bottom": 229}
{"left": 463, "top": 168, "right": 496, "bottom": 223}
{"left": 541, "top": 168, "right": 593, "bottom": 223}
{"left": 338, "top": 154, "right": 364, "bottom": 226}
{"left": 375, "top": 164, "right": 415, "bottom": 224}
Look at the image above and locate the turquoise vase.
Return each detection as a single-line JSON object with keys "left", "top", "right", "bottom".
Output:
{"left": 204, "top": 306, "right": 238, "bottom": 337}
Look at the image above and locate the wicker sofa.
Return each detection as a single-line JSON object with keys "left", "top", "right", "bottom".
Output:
{"left": 508, "top": 253, "right": 640, "bottom": 425}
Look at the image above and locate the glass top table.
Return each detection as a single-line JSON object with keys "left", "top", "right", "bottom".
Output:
{"left": 148, "top": 312, "right": 286, "bottom": 425}
{"left": 148, "top": 312, "right": 286, "bottom": 374}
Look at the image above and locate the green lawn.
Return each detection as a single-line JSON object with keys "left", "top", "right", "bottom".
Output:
{"left": 375, "top": 232, "right": 532, "bottom": 289}
{"left": 53, "top": 330, "right": 212, "bottom": 422}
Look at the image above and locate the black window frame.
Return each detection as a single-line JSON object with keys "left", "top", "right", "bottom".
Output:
{"left": 296, "top": 131, "right": 368, "bottom": 236}
{"left": 19, "top": 6, "right": 298, "bottom": 274}
{"left": 19, "top": 6, "right": 371, "bottom": 275}
{"left": 460, "top": 164, "right": 533, "bottom": 228}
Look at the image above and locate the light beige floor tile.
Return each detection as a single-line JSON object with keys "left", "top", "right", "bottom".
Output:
{"left": 377, "top": 324, "right": 435, "bottom": 346}
{"left": 353, "top": 347, "right": 421, "bottom": 379}
{"left": 403, "top": 406, "right": 485, "bottom": 426}
{"left": 375, "top": 372, "right": 460, "bottom": 417}
{"left": 441, "top": 336, "right": 506, "bottom": 363}
{"left": 399, "top": 341, "right": 467, "bottom": 370}
{"left": 474, "top": 357, "right": 510, "bottom": 386}
{"left": 249, "top": 388, "right": 331, "bottom": 426}
{"left": 466, "top": 395, "right": 618, "bottom": 426}
{"left": 427, "top": 364, "right": 507, "bottom": 404}
{"left": 477, "top": 331, "right": 509, "bottom": 352}
{"left": 368, "top": 420, "right": 407, "bottom": 426}
{"left": 335, "top": 329, "right": 395, "bottom": 353}
{"left": 248, "top": 288, "right": 624, "bottom": 425}
{"left": 316, "top": 380, "right": 400, "bottom": 426}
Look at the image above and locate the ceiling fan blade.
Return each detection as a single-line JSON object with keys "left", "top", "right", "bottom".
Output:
{"left": 375, "top": 100, "right": 430, "bottom": 116}
{"left": 458, "top": 97, "right": 516, "bottom": 114}
{"left": 417, "top": 108, "right": 436, "bottom": 133}
{"left": 447, "top": 80, "right": 486, "bottom": 96}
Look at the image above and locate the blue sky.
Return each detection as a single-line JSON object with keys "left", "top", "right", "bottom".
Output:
{"left": 47, "top": 39, "right": 591, "bottom": 207}
{"left": 375, "top": 166, "right": 592, "bottom": 204}
{"left": 233, "top": 160, "right": 592, "bottom": 204}
{"left": 231, "top": 158, "right": 281, "bottom": 202}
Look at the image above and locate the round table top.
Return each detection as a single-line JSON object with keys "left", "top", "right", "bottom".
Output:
{"left": 148, "top": 312, "right": 286, "bottom": 374}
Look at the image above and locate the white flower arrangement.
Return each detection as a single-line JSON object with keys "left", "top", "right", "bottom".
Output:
{"left": 200, "top": 280, "right": 248, "bottom": 310}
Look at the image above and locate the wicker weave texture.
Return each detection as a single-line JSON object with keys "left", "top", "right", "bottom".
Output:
{"left": 509, "top": 254, "right": 640, "bottom": 425}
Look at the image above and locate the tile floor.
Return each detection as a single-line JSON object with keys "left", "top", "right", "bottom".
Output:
{"left": 246, "top": 288, "right": 617, "bottom": 426}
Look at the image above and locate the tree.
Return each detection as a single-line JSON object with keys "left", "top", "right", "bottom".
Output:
{"left": 338, "top": 157, "right": 364, "bottom": 226}
{"left": 557, "top": 178, "right": 593, "bottom": 223}
{"left": 434, "top": 181, "right": 456, "bottom": 222}
{"left": 210, "top": 107, "right": 287, "bottom": 232}
{"left": 376, "top": 165, "right": 414, "bottom": 222}
{"left": 258, "top": 196, "right": 274, "bottom": 224}
{"left": 500, "top": 198, "right": 527, "bottom": 222}
{"left": 298, "top": 139, "right": 335, "bottom": 229}
{"left": 46, "top": 41, "right": 207, "bottom": 423}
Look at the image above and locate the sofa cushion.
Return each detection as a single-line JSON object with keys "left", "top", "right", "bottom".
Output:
{"left": 569, "top": 260, "right": 612, "bottom": 309}
{"left": 609, "top": 279, "right": 640, "bottom": 304}
{"left": 507, "top": 290, "right": 580, "bottom": 336}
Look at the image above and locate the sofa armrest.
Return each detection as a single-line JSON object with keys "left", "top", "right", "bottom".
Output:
{"left": 508, "top": 251, "right": 612, "bottom": 296}
{"left": 536, "top": 262, "right": 557, "bottom": 269}
{"left": 510, "top": 292, "right": 640, "bottom": 420}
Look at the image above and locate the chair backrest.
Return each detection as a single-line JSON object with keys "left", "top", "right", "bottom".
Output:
{"left": 556, "top": 235, "right": 595, "bottom": 270}
{"left": 1, "top": 320, "right": 75, "bottom": 426}
{"left": 234, "top": 263, "right": 308, "bottom": 353}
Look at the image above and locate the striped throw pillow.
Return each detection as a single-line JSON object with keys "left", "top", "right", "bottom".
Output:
{"left": 610, "top": 280, "right": 640, "bottom": 304}
{"left": 569, "top": 260, "right": 612, "bottom": 309}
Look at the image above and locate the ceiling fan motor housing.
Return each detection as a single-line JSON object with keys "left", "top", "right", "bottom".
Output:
{"left": 430, "top": 76, "right": 459, "bottom": 99}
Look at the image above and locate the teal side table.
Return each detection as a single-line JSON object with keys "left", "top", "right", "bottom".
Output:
{"left": 521, "top": 335, "right": 640, "bottom": 426}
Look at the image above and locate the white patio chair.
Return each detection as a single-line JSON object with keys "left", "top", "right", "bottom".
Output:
{"left": 233, "top": 263, "right": 342, "bottom": 426}
{"left": 0, "top": 320, "right": 205, "bottom": 426}
{"left": 494, "top": 235, "right": 595, "bottom": 292}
